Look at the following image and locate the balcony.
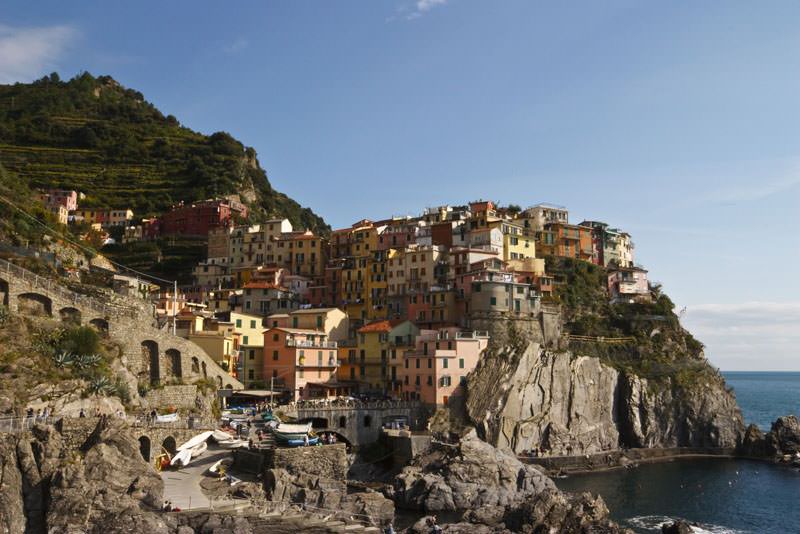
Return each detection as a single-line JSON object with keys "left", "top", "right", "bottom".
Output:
{"left": 298, "top": 357, "right": 338, "bottom": 368}
{"left": 286, "top": 339, "right": 338, "bottom": 349}
{"left": 455, "top": 331, "right": 489, "bottom": 339}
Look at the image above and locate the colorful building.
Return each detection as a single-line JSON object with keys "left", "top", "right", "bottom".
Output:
{"left": 160, "top": 198, "right": 247, "bottom": 237}
{"left": 608, "top": 267, "right": 650, "bottom": 304}
{"left": 399, "top": 328, "right": 489, "bottom": 406}
{"left": 262, "top": 327, "right": 339, "bottom": 400}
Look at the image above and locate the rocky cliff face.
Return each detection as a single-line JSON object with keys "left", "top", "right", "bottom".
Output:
{"left": 0, "top": 419, "right": 168, "bottom": 534}
{"left": 466, "top": 342, "right": 744, "bottom": 456}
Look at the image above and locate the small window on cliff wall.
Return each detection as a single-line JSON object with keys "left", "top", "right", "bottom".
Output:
{"left": 339, "top": 416, "right": 347, "bottom": 428}
{"left": 363, "top": 415, "right": 372, "bottom": 427}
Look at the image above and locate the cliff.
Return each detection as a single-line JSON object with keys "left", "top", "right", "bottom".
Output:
{"left": 463, "top": 259, "right": 745, "bottom": 456}
{"left": 466, "top": 343, "right": 743, "bottom": 456}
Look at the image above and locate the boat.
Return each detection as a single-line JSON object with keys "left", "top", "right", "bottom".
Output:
{"left": 282, "top": 436, "right": 320, "bottom": 447}
{"left": 169, "top": 448, "right": 192, "bottom": 467}
{"left": 272, "top": 422, "right": 312, "bottom": 442}
{"left": 190, "top": 442, "right": 207, "bottom": 458}
{"left": 177, "top": 431, "right": 213, "bottom": 451}
{"left": 207, "top": 458, "right": 232, "bottom": 475}
{"left": 212, "top": 430, "right": 235, "bottom": 442}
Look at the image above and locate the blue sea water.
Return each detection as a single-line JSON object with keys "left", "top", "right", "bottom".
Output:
{"left": 722, "top": 371, "right": 800, "bottom": 430}
{"left": 555, "top": 371, "right": 800, "bottom": 534}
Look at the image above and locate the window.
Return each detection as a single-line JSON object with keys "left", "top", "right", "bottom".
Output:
{"left": 459, "top": 358, "right": 464, "bottom": 369}
{"left": 250, "top": 320, "right": 256, "bottom": 328}
{"left": 292, "top": 317, "right": 298, "bottom": 328}
{"left": 350, "top": 367, "right": 356, "bottom": 379}
{"left": 490, "top": 297, "right": 497, "bottom": 306}
{"left": 404, "top": 375, "right": 409, "bottom": 385}
{"left": 360, "top": 366, "right": 366, "bottom": 376}
{"left": 248, "top": 369, "right": 254, "bottom": 380}
{"left": 273, "top": 333, "right": 279, "bottom": 342}
{"left": 443, "top": 359, "right": 448, "bottom": 369}
{"left": 235, "top": 319, "right": 242, "bottom": 327}
{"left": 427, "top": 376, "right": 433, "bottom": 386}
{"left": 428, "top": 358, "right": 432, "bottom": 369}
{"left": 299, "top": 368, "right": 304, "bottom": 378}
{"left": 249, "top": 350, "right": 255, "bottom": 360}
{"left": 243, "top": 335, "right": 249, "bottom": 345}
{"left": 272, "top": 350, "right": 279, "bottom": 361}
{"left": 415, "top": 359, "right": 420, "bottom": 369}
{"left": 316, "top": 316, "right": 323, "bottom": 328}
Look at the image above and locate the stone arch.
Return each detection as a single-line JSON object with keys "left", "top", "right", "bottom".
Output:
{"left": 59, "top": 307, "right": 82, "bottom": 325}
{"left": 17, "top": 292, "right": 52, "bottom": 317}
{"left": 191, "top": 357, "right": 199, "bottom": 374}
{"left": 0, "top": 278, "right": 8, "bottom": 307}
{"left": 321, "top": 430, "right": 352, "bottom": 449}
{"left": 161, "top": 436, "right": 177, "bottom": 456}
{"left": 139, "top": 435, "right": 151, "bottom": 461}
{"left": 166, "top": 349, "right": 182, "bottom": 379}
{"left": 89, "top": 318, "right": 109, "bottom": 335}
{"left": 201, "top": 361, "right": 207, "bottom": 378}
{"left": 299, "top": 417, "right": 329, "bottom": 429}
{"left": 141, "top": 340, "right": 160, "bottom": 385}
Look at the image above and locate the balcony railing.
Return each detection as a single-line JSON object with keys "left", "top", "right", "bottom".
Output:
{"left": 287, "top": 339, "right": 338, "bottom": 349}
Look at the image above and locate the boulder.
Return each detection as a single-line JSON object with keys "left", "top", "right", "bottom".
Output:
{"left": 766, "top": 416, "right": 800, "bottom": 456}
{"left": 661, "top": 520, "right": 693, "bottom": 534}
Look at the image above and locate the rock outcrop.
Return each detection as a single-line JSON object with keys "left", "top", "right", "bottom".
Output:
{"left": 739, "top": 415, "right": 800, "bottom": 464}
{"left": 466, "top": 342, "right": 744, "bottom": 455}
{"left": 0, "top": 418, "right": 170, "bottom": 534}
{"left": 390, "top": 430, "right": 629, "bottom": 533}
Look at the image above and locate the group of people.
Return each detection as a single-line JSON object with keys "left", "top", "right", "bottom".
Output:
{"left": 161, "top": 500, "right": 181, "bottom": 512}
{"left": 77, "top": 407, "right": 125, "bottom": 419}
{"left": 26, "top": 407, "right": 51, "bottom": 423}
{"left": 320, "top": 432, "right": 338, "bottom": 445}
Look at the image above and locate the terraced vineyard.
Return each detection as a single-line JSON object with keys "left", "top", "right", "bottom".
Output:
{"left": 0, "top": 72, "right": 327, "bottom": 232}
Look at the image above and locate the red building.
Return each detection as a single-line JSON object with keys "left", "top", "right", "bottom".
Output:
{"left": 160, "top": 199, "right": 248, "bottom": 238}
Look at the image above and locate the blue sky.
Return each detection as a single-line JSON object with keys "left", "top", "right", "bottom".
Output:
{"left": 1, "top": 1, "right": 799, "bottom": 370}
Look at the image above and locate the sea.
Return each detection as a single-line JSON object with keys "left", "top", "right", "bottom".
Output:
{"left": 555, "top": 372, "right": 800, "bottom": 534}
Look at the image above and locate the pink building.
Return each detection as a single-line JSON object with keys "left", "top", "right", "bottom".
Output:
{"left": 399, "top": 327, "right": 489, "bottom": 406}
{"left": 608, "top": 267, "right": 650, "bottom": 304}
{"left": 262, "top": 327, "right": 339, "bottom": 400}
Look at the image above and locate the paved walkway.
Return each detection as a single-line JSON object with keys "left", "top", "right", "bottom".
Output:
{"left": 161, "top": 445, "right": 235, "bottom": 510}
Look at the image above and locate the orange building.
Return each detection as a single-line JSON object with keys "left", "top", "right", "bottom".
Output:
{"left": 537, "top": 222, "right": 593, "bottom": 262}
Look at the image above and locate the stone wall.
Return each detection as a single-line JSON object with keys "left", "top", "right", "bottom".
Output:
{"left": 382, "top": 430, "right": 432, "bottom": 466}
{"left": 274, "top": 443, "right": 348, "bottom": 481}
{"left": 143, "top": 385, "right": 199, "bottom": 410}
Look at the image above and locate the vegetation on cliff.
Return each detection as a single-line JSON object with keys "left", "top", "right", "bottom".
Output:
{"left": 545, "top": 257, "right": 712, "bottom": 387}
{"left": 0, "top": 72, "right": 328, "bottom": 233}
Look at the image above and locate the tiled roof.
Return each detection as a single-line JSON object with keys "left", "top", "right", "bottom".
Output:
{"left": 357, "top": 319, "right": 404, "bottom": 333}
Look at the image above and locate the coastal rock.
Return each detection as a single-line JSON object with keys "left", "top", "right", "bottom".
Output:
{"left": 739, "top": 424, "right": 768, "bottom": 457}
{"left": 391, "top": 431, "right": 629, "bottom": 533}
{"left": 265, "top": 467, "right": 394, "bottom": 526}
{"left": 467, "top": 342, "right": 744, "bottom": 456}
{"left": 765, "top": 415, "right": 800, "bottom": 456}
{"left": 392, "top": 429, "right": 555, "bottom": 512}
{"left": 0, "top": 437, "right": 25, "bottom": 534}
{"left": 661, "top": 520, "right": 693, "bottom": 534}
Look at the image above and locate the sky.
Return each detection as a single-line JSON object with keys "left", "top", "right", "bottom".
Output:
{"left": 1, "top": 1, "right": 799, "bottom": 370}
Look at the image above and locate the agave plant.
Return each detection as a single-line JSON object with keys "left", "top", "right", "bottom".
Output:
{"left": 73, "top": 353, "right": 101, "bottom": 370}
{"left": 52, "top": 351, "right": 75, "bottom": 368}
{"left": 88, "top": 376, "right": 113, "bottom": 396}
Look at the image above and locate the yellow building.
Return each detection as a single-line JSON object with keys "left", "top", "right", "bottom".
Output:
{"left": 188, "top": 329, "right": 237, "bottom": 376}
{"left": 496, "top": 220, "right": 534, "bottom": 261}
{"left": 231, "top": 311, "right": 266, "bottom": 387}
{"left": 288, "top": 308, "right": 349, "bottom": 342}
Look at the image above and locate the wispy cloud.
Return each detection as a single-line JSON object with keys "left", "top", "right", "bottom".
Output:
{"left": 682, "top": 301, "right": 800, "bottom": 371}
{"left": 0, "top": 24, "right": 78, "bottom": 84}
{"left": 389, "top": 0, "right": 449, "bottom": 21}
{"left": 223, "top": 37, "right": 248, "bottom": 54}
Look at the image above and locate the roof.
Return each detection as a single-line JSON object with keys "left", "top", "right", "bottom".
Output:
{"left": 290, "top": 307, "right": 340, "bottom": 315}
{"left": 266, "top": 313, "right": 290, "bottom": 318}
{"left": 357, "top": 319, "right": 404, "bottom": 333}
{"left": 243, "top": 281, "right": 284, "bottom": 290}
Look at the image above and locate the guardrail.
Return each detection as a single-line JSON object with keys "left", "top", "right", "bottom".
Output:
{"left": 0, "top": 415, "right": 55, "bottom": 433}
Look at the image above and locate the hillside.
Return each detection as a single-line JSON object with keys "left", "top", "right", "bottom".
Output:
{"left": 0, "top": 72, "right": 327, "bottom": 233}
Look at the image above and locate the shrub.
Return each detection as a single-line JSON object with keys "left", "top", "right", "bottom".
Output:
{"left": 59, "top": 326, "right": 99, "bottom": 356}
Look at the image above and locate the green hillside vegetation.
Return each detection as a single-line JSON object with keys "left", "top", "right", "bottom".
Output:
{"left": 545, "top": 257, "right": 711, "bottom": 387}
{"left": 0, "top": 72, "right": 327, "bottom": 233}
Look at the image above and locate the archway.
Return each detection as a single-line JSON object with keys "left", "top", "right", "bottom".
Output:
{"left": 161, "top": 436, "right": 177, "bottom": 456}
{"left": 17, "top": 292, "right": 52, "bottom": 317}
{"left": 89, "top": 318, "right": 109, "bottom": 336}
{"left": 299, "top": 417, "right": 329, "bottom": 429}
{"left": 166, "top": 349, "right": 182, "bottom": 379}
{"left": 0, "top": 278, "right": 8, "bottom": 307}
{"left": 138, "top": 436, "right": 151, "bottom": 461}
{"left": 59, "top": 307, "right": 82, "bottom": 325}
{"left": 320, "top": 430, "right": 352, "bottom": 450}
{"left": 141, "top": 340, "right": 160, "bottom": 385}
